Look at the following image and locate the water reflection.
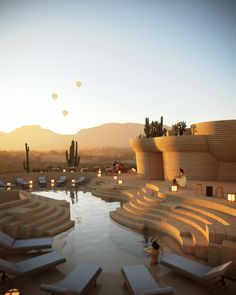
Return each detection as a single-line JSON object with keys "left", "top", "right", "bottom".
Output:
{"left": 33, "top": 189, "right": 154, "bottom": 271}
{"left": 67, "top": 189, "right": 78, "bottom": 204}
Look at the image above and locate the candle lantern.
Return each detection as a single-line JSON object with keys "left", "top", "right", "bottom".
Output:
{"left": 171, "top": 185, "right": 178, "bottom": 192}
{"left": 51, "top": 179, "right": 55, "bottom": 187}
{"left": 227, "top": 193, "right": 235, "bottom": 202}
{"left": 4, "top": 288, "right": 20, "bottom": 295}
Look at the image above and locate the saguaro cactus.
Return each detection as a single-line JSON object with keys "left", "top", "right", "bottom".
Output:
{"left": 144, "top": 116, "right": 166, "bottom": 138}
{"left": 66, "top": 140, "right": 80, "bottom": 168}
{"left": 144, "top": 117, "right": 151, "bottom": 138}
{"left": 23, "top": 143, "right": 30, "bottom": 172}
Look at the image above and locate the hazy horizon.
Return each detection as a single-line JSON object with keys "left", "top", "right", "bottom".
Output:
{"left": 1, "top": 0, "right": 235, "bottom": 134}
{"left": 0, "top": 122, "right": 145, "bottom": 151}
{"left": 0, "top": 121, "right": 144, "bottom": 135}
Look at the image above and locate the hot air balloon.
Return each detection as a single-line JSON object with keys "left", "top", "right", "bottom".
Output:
{"left": 62, "top": 110, "right": 68, "bottom": 117}
{"left": 51, "top": 93, "right": 58, "bottom": 100}
{"left": 75, "top": 81, "right": 82, "bottom": 88}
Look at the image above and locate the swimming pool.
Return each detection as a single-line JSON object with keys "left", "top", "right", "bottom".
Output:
{"left": 33, "top": 189, "right": 153, "bottom": 271}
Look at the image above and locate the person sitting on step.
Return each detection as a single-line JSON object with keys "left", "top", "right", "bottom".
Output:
{"left": 173, "top": 168, "right": 187, "bottom": 188}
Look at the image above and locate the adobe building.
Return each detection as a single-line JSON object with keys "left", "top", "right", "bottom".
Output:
{"left": 129, "top": 120, "right": 236, "bottom": 181}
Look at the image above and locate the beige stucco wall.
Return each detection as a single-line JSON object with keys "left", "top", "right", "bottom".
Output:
{"left": 135, "top": 151, "right": 164, "bottom": 180}
{"left": 129, "top": 120, "right": 236, "bottom": 181}
{"left": 162, "top": 152, "right": 219, "bottom": 181}
{"left": 195, "top": 120, "right": 236, "bottom": 162}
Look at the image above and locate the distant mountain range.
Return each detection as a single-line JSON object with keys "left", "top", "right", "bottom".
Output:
{"left": 0, "top": 123, "right": 145, "bottom": 151}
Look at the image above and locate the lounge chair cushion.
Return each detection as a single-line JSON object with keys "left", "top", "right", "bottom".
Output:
{"left": 57, "top": 176, "right": 67, "bottom": 186}
{"left": 0, "top": 231, "right": 14, "bottom": 248}
{"left": 0, "top": 259, "right": 20, "bottom": 275}
{"left": 15, "top": 251, "right": 65, "bottom": 274}
{"left": 202, "top": 261, "right": 233, "bottom": 280}
{"left": 0, "top": 230, "right": 53, "bottom": 251}
{"left": 75, "top": 176, "right": 86, "bottom": 184}
{"left": 140, "top": 287, "right": 174, "bottom": 295}
{"left": 38, "top": 176, "right": 47, "bottom": 185}
{"left": 161, "top": 253, "right": 233, "bottom": 282}
{"left": 16, "top": 178, "right": 27, "bottom": 184}
{"left": 13, "top": 237, "right": 53, "bottom": 250}
{"left": 40, "top": 284, "right": 68, "bottom": 294}
{"left": 161, "top": 253, "right": 210, "bottom": 278}
{"left": 40, "top": 264, "right": 102, "bottom": 295}
{"left": 121, "top": 264, "right": 173, "bottom": 295}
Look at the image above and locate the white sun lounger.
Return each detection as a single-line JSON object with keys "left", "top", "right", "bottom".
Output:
{"left": 160, "top": 253, "right": 233, "bottom": 285}
{"left": 121, "top": 264, "right": 174, "bottom": 295}
{"left": 0, "top": 181, "right": 15, "bottom": 188}
{"left": 15, "top": 177, "right": 28, "bottom": 188}
{"left": 0, "top": 251, "right": 66, "bottom": 281}
{"left": 56, "top": 176, "right": 67, "bottom": 187}
{"left": 0, "top": 231, "right": 53, "bottom": 252}
{"left": 40, "top": 264, "right": 102, "bottom": 294}
{"left": 38, "top": 176, "right": 47, "bottom": 187}
{"left": 75, "top": 176, "right": 86, "bottom": 185}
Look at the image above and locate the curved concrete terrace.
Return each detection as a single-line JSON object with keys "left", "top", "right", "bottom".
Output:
{"left": 1, "top": 172, "right": 236, "bottom": 294}
{"left": 90, "top": 174, "right": 236, "bottom": 278}
{"left": 0, "top": 191, "right": 74, "bottom": 238}
{"left": 0, "top": 172, "right": 92, "bottom": 239}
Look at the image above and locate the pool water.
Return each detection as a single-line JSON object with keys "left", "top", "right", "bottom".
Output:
{"left": 34, "top": 190, "right": 153, "bottom": 271}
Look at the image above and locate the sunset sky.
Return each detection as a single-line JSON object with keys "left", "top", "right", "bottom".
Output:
{"left": 0, "top": 0, "right": 235, "bottom": 134}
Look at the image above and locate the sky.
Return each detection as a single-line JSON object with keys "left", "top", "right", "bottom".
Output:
{"left": 0, "top": 0, "right": 235, "bottom": 135}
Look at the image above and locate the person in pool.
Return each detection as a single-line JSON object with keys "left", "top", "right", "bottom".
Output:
{"left": 144, "top": 241, "right": 160, "bottom": 266}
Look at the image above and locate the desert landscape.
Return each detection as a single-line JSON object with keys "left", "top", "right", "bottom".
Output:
{"left": 0, "top": 123, "right": 141, "bottom": 174}
{"left": 0, "top": 0, "right": 235, "bottom": 294}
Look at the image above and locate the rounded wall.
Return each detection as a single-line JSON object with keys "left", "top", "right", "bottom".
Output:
{"left": 195, "top": 120, "right": 236, "bottom": 161}
{"left": 154, "top": 135, "right": 208, "bottom": 152}
{"left": 129, "top": 120, "right": 236, "bottom": 181}
{"left": 218, "top": 162, "right": 236, "bottom": 181}
{"left": 135, "top": 151, "right": 164, "bottom": 180}
{"left": 163, "top": 152, "right": 219, "bottom": 181}
{"left": 130, "top": 136, "right": 214, "bottom": 180}
{"left": 129, "top": 136, "right": 209, "bottom": 153}
{"left": 129, "top": 137, "right": 160, "bottom": 152}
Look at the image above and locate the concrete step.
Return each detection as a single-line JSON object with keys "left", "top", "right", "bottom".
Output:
{"left": 182, "top": 204, "right": 230, "bottom": 225}
{"left": 32, "top": 206, "right": 65, "bottom": 236}
{"left": 0, "top": 198, "right": 29, "bottom": 211}
{"left": 0, "top": 215, "right": 14, "bottom": 230}
{"left": 45, "top": 220, "right": 75, "bottom": 236}
{"left": 126, "top": 200, "right": 207, "bottom": 235}
{"left": 3, "top": 202, "right": 50, "bottom": 236}
{"left": 19, "top": 205, "right": 57, "bottom": 238}
{"left": 121, "top": 201, "right": 208, "bottom": 257}
{"left": 118, "top": 207, "right": 162, "bottom": 225}
{"left": 175, "top": 207, "right": 213, "bottom": 225}
{"left": 109, "top": 211, "right": 145, "bottom": 231}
